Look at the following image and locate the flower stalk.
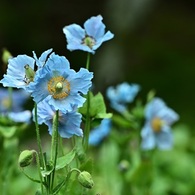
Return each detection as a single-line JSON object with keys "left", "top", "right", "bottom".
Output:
{"left": 50, "top": 110, "right": 59, "bottom": 191}
{"left": 83, "top": 53, "right": 91, "bottom": 151}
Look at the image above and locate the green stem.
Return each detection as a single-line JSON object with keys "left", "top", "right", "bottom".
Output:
{"left": 35, "top": 152, "right": 44, "bottom": 193}
{"left": 34, "top": 103, "right": 46, "bottom": 191}
{"left": 86, "top": 52, "right": 90, "bottom": 70}
{"left": 50, "top": 110, "right": 59, "bottom": 191}
{"left": 8, "top": 87, "right": 13, "bottom": 111}
{"left": 83, "top": 53, "right": 91, "bottom": 151}
{"left": 34, "top": 103, "right": 45, "bottom": 169}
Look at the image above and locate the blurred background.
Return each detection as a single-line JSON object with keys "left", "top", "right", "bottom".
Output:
{"left": 0, "top": 0, "right": 195, "bottom": 126}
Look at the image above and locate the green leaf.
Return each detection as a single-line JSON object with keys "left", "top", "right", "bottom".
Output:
{"left": 55, "top": 149, "right": 75, "bottom": 171}
{"left": 79, "top": 92, "right": 112, "bottom": 119}
{"left": 52, "top": 180, "right": 66, "bottom": 195}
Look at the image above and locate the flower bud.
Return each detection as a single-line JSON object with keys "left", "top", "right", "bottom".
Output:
{"left": 77, "top": 171, "right": 94, "bottom": 189}
{"left": 2, "top": 48, "right": 12, "bottom": 64}
{"left": 118, "top": 160, "right": 130, "bottom": 172}
{"left": 18, "top": 150, "right": 35, "bottom": 167}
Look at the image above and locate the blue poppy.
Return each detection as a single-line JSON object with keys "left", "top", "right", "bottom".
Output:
{"left": 0, "top": 49, "right": 53, "bottom": 92}
{"left": 29, "top": 53, "right": 93, "bottom": 113}
{"left": 141, "top": 98, "right": 179, "bottom": 150}
{"left": 63, "top": 15, "right": 114, "bottom": 54}
{"left": 106, "top": 82, "right": 140, "bottom": 113}
{"left": 0, "top": 88, "right": 29, "bottom": 113}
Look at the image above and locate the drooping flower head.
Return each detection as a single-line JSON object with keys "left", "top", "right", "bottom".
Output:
{"left": 63, "top": 15, "right": 114, "bottom": 54}
{"left": 29, "top": 53, "right": 93, "bottom": 113}
{"left": 141, "top": 98, "right": 179, "bottom": 150}
{"left": 89, "top": 119, "right": 112, "bottom": 146}
{"left": 0, "top": 49, "right": 53, "bottom": 92}
{"left": 106, "top": 82, "right": 140, "bottom": 113}
{"left": 34, "top": 99, "right": 83, "bottom": 138}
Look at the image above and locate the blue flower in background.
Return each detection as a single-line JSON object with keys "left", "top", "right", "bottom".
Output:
{"left": 141, "top": 98, "right": 179, "bottom": 150}
{"left": 63, "top": 15, "right": 114, "bottom": 54}
{"left": 106, "top": 82, "right": 140, "bottom": 113}
{"left": 89, "top": 118, "right": 112, "bottom": 146}
{"left": 8, "top": 110, "right": 31, "bottom": 123}
{"left": 29, "top": 53, "right": 93, "bottom": 113}
{"left": 0, "top": 88, "right": 29, "bottom": 113}
{"left": 0, "top": 88, "right": 31, "bottom": 123}
{"left": 34, "top": 99, "right": 83, "bottom": 138}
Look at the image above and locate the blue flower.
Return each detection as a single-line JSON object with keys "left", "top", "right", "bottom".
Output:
{"left": 34, "top": 99, "right": 83, "bottom": 138}
{"left": 89, "top": 119, "right": 112, "bottom": 146}
{"left": 29, "top": 53, "right": 93, "bottom": 113}
{"left": 63, "top": 15, "right": 114, "bottom": 54}
{"left": 106, "top": 82, "right": 140, "bottom": 113}
{"left": 0, "top": 88, "right": 29, "bottom": 113}
{"left": 141, "top": 98, "right": 179, "bottom": 150}
{"left": 0, "top": 55, "right": 35, "bottom": 91}
{"left": 0, "top": 49, "right": 53, "bottom": 92}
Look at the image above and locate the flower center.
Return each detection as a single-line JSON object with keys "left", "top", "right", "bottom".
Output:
{"left": 82, "top": 36, "right": 96, "bottom": 49}
{"left": 151, "top": 117, "right": 164, "bottom": 133}
{"left": 47, "top": 76, "right": 70, "bottom": 99}
{"left": 24, "top": 64, "right": 35, "bottom": 84}
{"left": 2, "top": 98, "right": 11, "bottom": 110}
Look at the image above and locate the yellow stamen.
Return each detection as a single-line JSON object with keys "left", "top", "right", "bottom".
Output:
{"left": 48, "top": 76, "right": 70, "bottom": 99}
{"left": 83, "top": 36, "right": 96, "bottom": 49}
{"left": 151, "top": 117, "right": 163, "bottom": 133}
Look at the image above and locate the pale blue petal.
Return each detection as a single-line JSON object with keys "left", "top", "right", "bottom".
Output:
{"left": 33, "top": 48, "right": 53, "bottom": 67}
{"left": 157, "top": 108, "right": 179, "bottom": 125}
{"left": 145, "top": 98, "right": 164, "bottom": 119}
{"left": 156, "top": 126, "right": 173, "bottom": 150}
{"left": 84, "top": 15, "right": 105, "bottom": 38}
{"left": 63, "top": 24, "right": 85, "bottom": 44}
{"left": 68, "top": 68, "right": 93, "bottom": 94}
{"left": 141, "top": 124, "right": 156, "bottom": 150}
{"left": 46, "top": 53, "right": 70, "bottom": 70}
{"left": 92, "top": 31, "right": 114, "bottom": 50}
{"left": 30, "top": 75, "right": 51, "bottom": 103}
{"left": 58, "top": 112, "right": 83, "bottom": 138}
{"left": 35, "top": 100, "right": 82, "bottom": 138}
{"left": 89, "top": 119, "right": 111, "bottom": 146}
{"left": 67, "top": 43, "right": 94, "bottom": 53}
{"left": 33, "top": 99, "right": 55, "bottom": 124}
{"left": 8, "top": 110, "right": 31, "bottom": 123}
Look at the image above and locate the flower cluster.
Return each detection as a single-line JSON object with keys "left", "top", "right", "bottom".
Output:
{"left": 105, "top": 82, "right": 179, "bottom": 150}
{"left": 0, "top": 49, "right": 93, "bottom": 137}
{"left": 0, "top": 15, "right": 115, "bottom": 139}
